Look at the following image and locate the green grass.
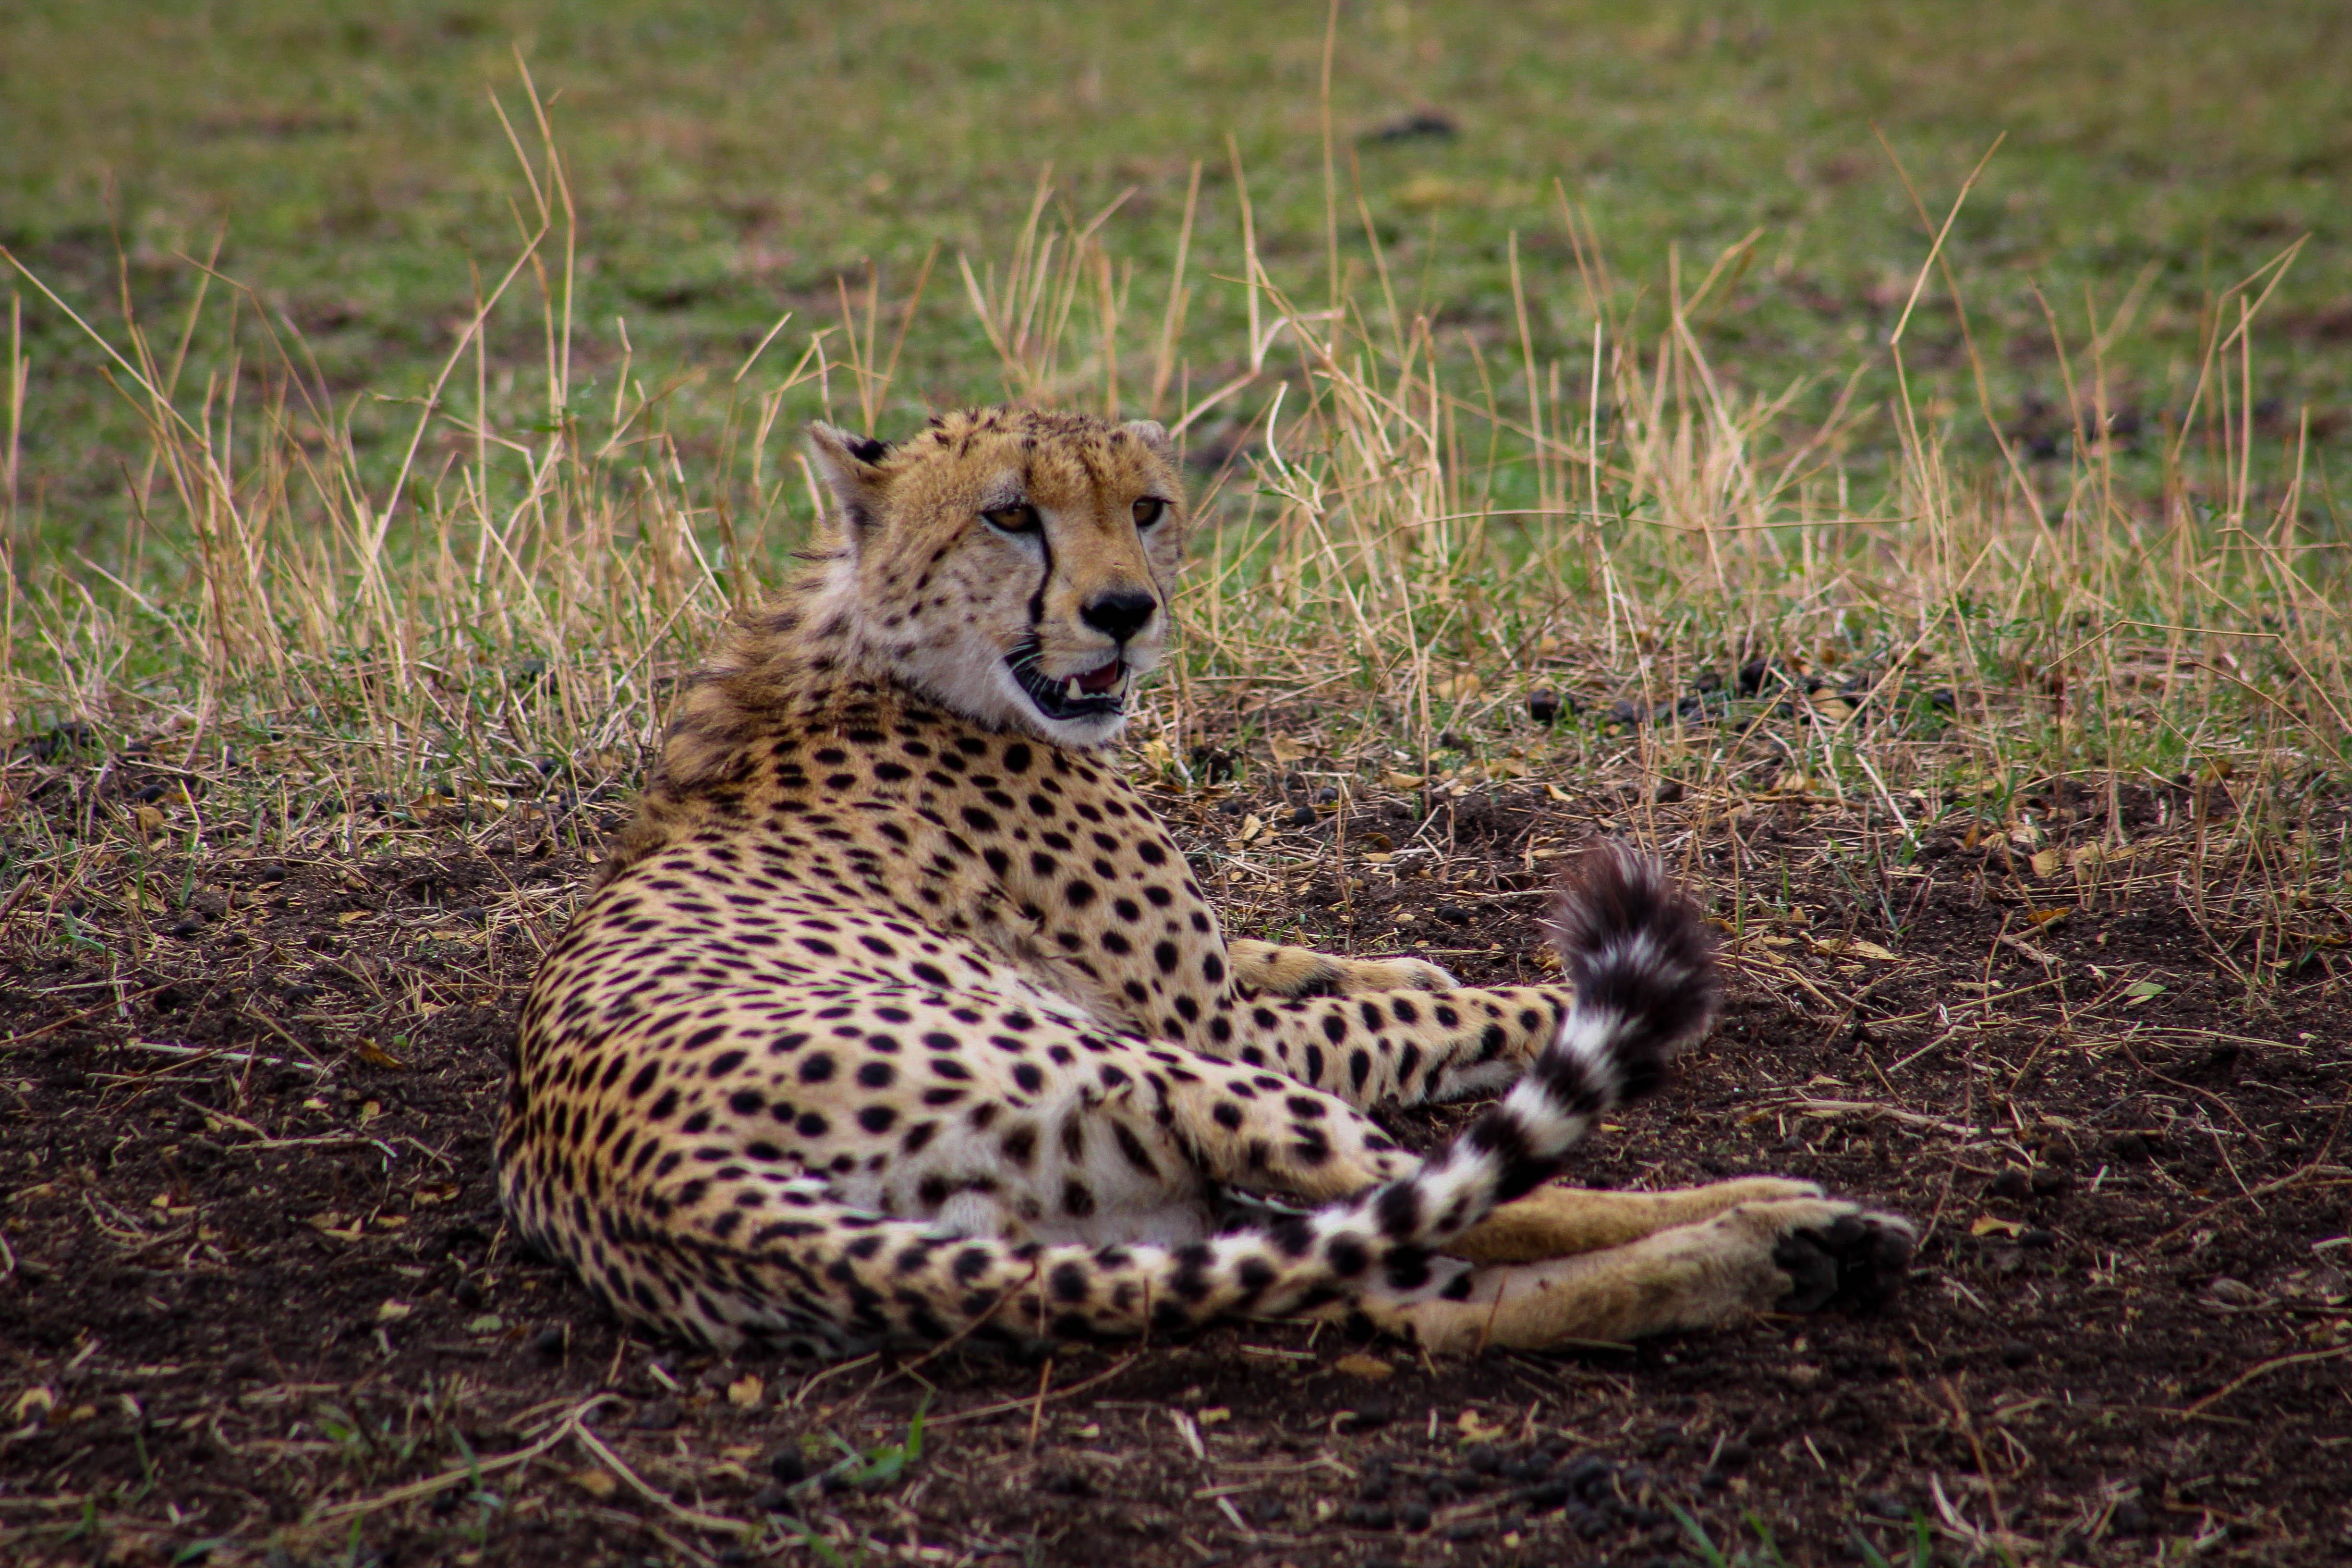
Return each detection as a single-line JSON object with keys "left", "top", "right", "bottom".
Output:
{"left": 2, "top": 0, "right": 2348, "bottom": 972}
{"left": 5, "top": 0, "right": 2349, "bottom": 556}
{"left": 1675, "top": 1502, "right": 1951, "bottom": 1567}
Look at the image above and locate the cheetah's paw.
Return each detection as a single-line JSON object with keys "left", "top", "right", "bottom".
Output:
{"left": 1765, "top": 1204, "right": 1917, "bottom": 1313}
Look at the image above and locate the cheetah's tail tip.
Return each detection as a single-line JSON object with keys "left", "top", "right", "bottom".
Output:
{"left": 1543, "top": 841, "right": 1719, "bottom": 1099}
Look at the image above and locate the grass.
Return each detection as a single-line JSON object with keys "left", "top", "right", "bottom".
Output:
{"left": 5, "top": 26, "right": 2349, "bottom": 939}
{"left": 0, "top": 55, "right": 2348, "bottom": 1565}
{"left": 1674, "top": 1502, "right": 1947, "bottom": 1568}
{"left": 5, "top": 0, "right": 2349, "bottom": 552}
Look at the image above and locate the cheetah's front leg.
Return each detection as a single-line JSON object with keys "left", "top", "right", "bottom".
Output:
{"left": 1225, "top": 938, "right": 1458, "bottom": 998}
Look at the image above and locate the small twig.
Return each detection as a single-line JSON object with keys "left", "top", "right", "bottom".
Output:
{"left": 309, "top": 1395, "right": 619, "bottom": 1524}
{"left": 929, "top": 1353, "right": 1142, "bottom": 1427}
{"left": 1863, "top": 974, "right": 2070, "bottom": 1028}
{"left": 570, "top": 1419, "right": 746, "bottom": 1532}
{"left": 114, "top": 1039, "right": 326, "bottom": 1074}
{"left": 2176, "top": 1344, "right": 2352, "bottom": 1420}
{"left": 219, "top": 1134, "right": 400, "bottom": 1156}
{"left": 2114, "top": 1040, "right": 2255, "bottom": 1137}
{"left": 1887, "top": 1029, "right": 1961, "bottom": 1076}
{"left": 2151, "top": 1106, "right": 2347, "bottom": 1247}
{"left": 1938, "top": 1378, "right": 2007, "bottom": 1538}
{"left": 2204, "top": 1121, "right": 2255, "bottom": 1203}
{"left": 1024, "top": 1357, "right": 1054, "bottom": 1452}
{"left": 1169, "top": 1406, "right": 1208, "bottom": 1460}
{"left": 1760, "top": 1097, "right": 1984, "bottom": 1139}
{"left": 247, "top": 1010, "right": 333, "bottom": 1070}
{"left": 172, "top": 1094, "right": 267, "bottom": 1138}
{"left": 8, "top": 984, "right": 175, "bottom": 1044}
{"left": 784, "top": 1351, "right": 880, "bottom": 1409}
{"left": 1997, "top": 931, "right": 2061, "bottom": 967}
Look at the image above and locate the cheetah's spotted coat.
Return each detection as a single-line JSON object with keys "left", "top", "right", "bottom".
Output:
{"left": 499, "top": 407, "right": 1913, "bottom": 1355}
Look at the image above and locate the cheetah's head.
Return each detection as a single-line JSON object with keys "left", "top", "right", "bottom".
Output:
{"left": 806, "top": 407, "right": 1186, "bottom": 747}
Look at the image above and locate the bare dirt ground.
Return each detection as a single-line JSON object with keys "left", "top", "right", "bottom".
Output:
{"left": 3, "top": 733, "right": 2349, "bottom": 1567}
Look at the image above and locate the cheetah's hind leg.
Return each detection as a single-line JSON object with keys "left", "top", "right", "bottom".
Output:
{"left": 1450, "top": 1175, "right": 1833, "bottom": 1264}
{"left": 1356, "top": 1198, "right": 1917, "bottom": 1354}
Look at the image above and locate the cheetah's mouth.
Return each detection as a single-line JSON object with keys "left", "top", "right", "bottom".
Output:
{"left": 1008, "top": 639, "right": 1128, "bottom": 722}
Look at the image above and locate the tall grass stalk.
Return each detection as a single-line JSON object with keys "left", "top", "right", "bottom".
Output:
{"left": 2, "top": 79, "right": 2344, "bottom": 878}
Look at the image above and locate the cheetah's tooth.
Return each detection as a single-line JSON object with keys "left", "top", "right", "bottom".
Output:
{"left": 1066, "top": 676, "right": 1083, "bottom": 703}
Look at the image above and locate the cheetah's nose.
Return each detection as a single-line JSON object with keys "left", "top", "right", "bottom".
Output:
{"left": 1080, "top": 590, "right": 1158, "bottom": 644}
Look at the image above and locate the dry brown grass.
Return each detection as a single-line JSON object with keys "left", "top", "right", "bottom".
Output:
{"left": 2, "top": 82, "right": 2345, "bottom": 936}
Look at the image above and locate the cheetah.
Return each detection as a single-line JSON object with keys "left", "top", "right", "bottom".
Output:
{"left": 498, "top": 406, "right": 1913, "bottom": 1357}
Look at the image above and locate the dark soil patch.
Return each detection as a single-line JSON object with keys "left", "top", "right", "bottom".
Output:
{"left": 2, "top": 751, "right": 2348, "bottom": 1566}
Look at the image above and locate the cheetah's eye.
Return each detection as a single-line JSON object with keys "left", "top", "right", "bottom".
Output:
{"left": 982, "top": 503, "right": 1040, "bottom": 534}
{"left": 1132, "top": 497, "right": 1167, "bottom": 529}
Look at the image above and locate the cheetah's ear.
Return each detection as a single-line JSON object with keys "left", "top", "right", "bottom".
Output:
{"left": 1121, "top": 419, "right": 1171, "bottom": 456}
{"left": 807, "top": 423, "right": 894, "bottom": 547}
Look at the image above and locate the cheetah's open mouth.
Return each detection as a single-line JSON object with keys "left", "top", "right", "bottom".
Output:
{"left": 1008, "top": 638, "right": 1128, "bottom": 722}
